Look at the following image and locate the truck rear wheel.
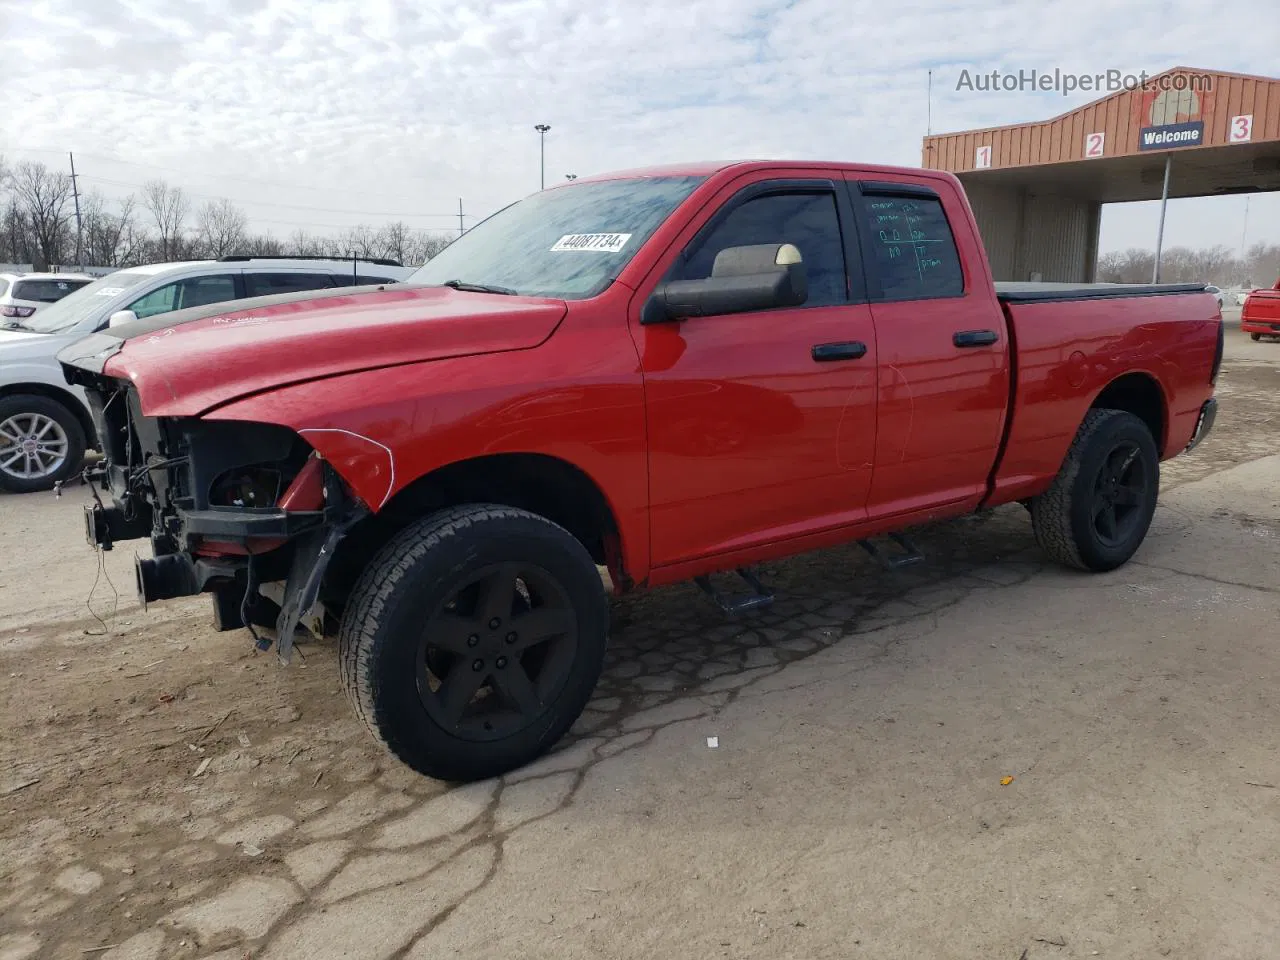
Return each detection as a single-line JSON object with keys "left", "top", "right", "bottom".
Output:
{"left": 1250, "top": 333, "right": 1262, "bottom": 341}
{"left": 0, "top": 394, "right": 87, "bottom": 494}
{"left": 338, "top": 504, "right": 609, "bottom": 782}
{"left": 1029, "top": 408, "right": 1159, "bottom": 573}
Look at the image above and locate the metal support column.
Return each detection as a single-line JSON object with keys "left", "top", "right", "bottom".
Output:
{"left": 1152, "top": 154, "right": 1172, "bottom": 283}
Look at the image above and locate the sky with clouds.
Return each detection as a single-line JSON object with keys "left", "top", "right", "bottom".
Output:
{"left": 2, "top": 0, "right": 1277, "bottom": 260}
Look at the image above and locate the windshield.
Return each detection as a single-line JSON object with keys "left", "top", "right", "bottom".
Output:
{"left": 23, "top": 271, "right": 152, "bottom": 333}
{"left": 408, "top": 176, "right": 707, "bottom": 299}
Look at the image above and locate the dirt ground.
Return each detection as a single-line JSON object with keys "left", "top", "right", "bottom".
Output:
{"left": 2, "top": 316, "right": 1278, "bottom": 960}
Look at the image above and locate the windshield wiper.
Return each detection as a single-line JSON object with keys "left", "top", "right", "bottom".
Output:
{"left": 440, "top": 279, "right": 517, "bottom": 296}
{"left": 1, "top": 320, "right": 33, "bottom": 332}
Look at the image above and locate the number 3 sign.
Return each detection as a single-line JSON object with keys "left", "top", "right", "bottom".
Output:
{"left": 1229, "top": 115, "right": 1253, "bottom": 143}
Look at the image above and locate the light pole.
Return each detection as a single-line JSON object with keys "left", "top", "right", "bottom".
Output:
{"left": 534, "top": 124, "right": 551, "bottom": 189}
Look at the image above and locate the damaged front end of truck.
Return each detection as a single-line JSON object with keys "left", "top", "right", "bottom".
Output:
{"left": 60, "top": 337, "right": 366, "bottom": 663}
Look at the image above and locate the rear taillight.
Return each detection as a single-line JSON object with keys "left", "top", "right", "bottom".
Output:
{"left": 1, "top": 305, "right": 35, "bottom": 318}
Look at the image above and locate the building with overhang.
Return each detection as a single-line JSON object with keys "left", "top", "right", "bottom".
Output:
{"left": 922, "top": 67, "right": 1280, "bottom": 282}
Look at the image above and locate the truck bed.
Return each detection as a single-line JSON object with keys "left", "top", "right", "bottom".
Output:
{"left": 994, "top": 281, "right": 1208, "bottom": 303}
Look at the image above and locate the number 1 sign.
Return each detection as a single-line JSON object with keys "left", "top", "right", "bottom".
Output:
{"left": 974, "top": 145, "right": 992, "bottom": 169}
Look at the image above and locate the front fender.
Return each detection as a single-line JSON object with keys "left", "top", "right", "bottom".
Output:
{"left": 201, "top": 348, "right": 652, "bottom": 580}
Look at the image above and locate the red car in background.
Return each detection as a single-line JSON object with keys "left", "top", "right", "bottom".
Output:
{"left": 1241, "top": 278, "right": 1280, "bottom": 341}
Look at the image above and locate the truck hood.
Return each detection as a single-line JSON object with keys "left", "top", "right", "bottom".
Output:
{"left": 57, "top": 284, "right": 568, "bottom": 417}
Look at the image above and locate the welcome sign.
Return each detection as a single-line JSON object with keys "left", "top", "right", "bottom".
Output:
{"left": 1138, "top": 120, "right": 1204, "bottom": 150}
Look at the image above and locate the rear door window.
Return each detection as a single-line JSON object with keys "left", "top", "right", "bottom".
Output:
{"left": 244, "top": 272, "right": 336, "bottom": 297}
{"left": 0, "top": 279, "right": 9, "bottom": 297}
{"left": 330, "top": 274, "right": 401, "bottom": 287}
{"left": 12, "top": 278, "right": 92, "bottom": 303}
{"left": 851, "top": 187, "right": 965, "bottom": 301}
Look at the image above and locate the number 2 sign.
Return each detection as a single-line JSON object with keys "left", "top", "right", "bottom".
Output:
{"left": 974, "top": 145, "right": 992, "bottom": 169}
{"left": 1084, "top": 132, "right": 1105, "bottom": 158}
{"left": 1229, "top": 115, "right": 1253, "bottom": 143}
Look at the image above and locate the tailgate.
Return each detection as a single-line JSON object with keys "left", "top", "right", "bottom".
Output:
{"left": 1242, "top": 290, "right": 1280, "bottom": 329}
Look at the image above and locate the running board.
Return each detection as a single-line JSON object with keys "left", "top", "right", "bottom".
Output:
{"left": 858, "top": 532, "right": 924, "bottom": 570}
{"left": 694, "top": 568, "right": 775, "bottom": 616}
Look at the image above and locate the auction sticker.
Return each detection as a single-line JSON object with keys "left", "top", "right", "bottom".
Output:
{"left": 550, "top": 233, "right": 631, "bottom": 253}
{"left": 96, "top": 287, "right": 126, "bottom": 296}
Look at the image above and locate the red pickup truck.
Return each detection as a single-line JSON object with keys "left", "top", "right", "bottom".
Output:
{"left": 59, "top": 160, "right": 1223, "bottom": 782}
{"left": 1241, "top": 278, "right": 1280, "bottom": 341}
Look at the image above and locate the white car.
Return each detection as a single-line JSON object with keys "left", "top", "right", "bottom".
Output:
{"left": 1204, "top": 284, "right": 1225, "bottom": 309}
{"left": 0, "top": 272, "right": 95, "bottom": 322}
{"left": 0, "top": 256, "right": 413, "bottom": 493}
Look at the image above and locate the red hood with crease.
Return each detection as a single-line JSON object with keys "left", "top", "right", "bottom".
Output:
{"left": 100, "top": 286, "right": 568, "bottom": 417}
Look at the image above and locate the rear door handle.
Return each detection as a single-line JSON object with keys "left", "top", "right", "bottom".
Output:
{"left": 953, "top": 329, "right": 999, "bottom": 348}
{"left": 812, "top": 341, "right": 867, "bottom": 362}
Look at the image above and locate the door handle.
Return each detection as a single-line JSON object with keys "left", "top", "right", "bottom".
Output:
{"left": 811, "top": 341, "right": 867, "bottom": 362}
{"left": 953, "top": 329, "right": 999, "bottom": 348}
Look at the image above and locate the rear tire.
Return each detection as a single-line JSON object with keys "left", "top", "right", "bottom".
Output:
{"left": 1030, "top": 409, "right": 1159, "bottom": 572}
{"left": 1250, "top": 333, "right": 1262, "bottom": 341}
{"left": 339, "top": 503, "right": 609, "bottom": 782}
{"left": 0, "top": 394, "right": 87, "bottom": 494}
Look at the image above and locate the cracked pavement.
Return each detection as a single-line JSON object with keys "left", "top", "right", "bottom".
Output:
{"left": 1, "top": 321, "right": 1278, "bottom": 960}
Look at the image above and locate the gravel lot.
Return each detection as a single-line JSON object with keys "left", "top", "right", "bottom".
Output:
{"left": 2, "top": 315, "right": 1278, "bottom": 960}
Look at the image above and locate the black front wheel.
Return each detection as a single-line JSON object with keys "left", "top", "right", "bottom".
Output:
{"left": 1250, "top": 333, "right": 1262, "bottom": 342}
{"left": 1030, "top": 409, "right": 1160, "bottom": 572}
{"left": 339, "top": 504, "right": 609, "bottom": 782}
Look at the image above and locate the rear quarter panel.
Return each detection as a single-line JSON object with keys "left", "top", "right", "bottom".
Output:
{"left": 990, "top": 292, "right": 1219, "bottom": 504}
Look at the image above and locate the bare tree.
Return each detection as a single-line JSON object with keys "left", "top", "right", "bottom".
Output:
{"left": 376, "top": 221, "right": 413, "bottom": 264}
{"left": 82, "top": 191, "right": 145, "bottom": 267}
{"left": 335, "top": 224, "right": 379, "bottom": 259}
{"left": 237, "top": 234, "right": 284, "bottom": 256}
{"left": 1, "top": 201, "right": 28, "bottom": 264}
{"left": 286, "top": 229, "right": 337, "bottom": 257}
{"left": 142, "top": 178, "right": 190, "bottom": 261}
{"left": 400, "top": 231, "right": 453, "bottom": 266}
{"left": 195, "top": 197, "right": 248, "bottom": 258}
{"left": 9, "top": 161, "right": 74, "bottom": 269}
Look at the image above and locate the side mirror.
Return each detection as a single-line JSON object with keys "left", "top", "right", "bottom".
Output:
{"left": 641, "top": 243, "right": 808, "bottom": 323}
{"left": 108, "top": 309, "right": 139, "bottom": 328}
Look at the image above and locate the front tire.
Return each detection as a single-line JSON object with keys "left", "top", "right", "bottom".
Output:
{"left": 339, "top": 504, "right": 609, "bottom": 782}
{"left": 0, "top": 394, "right": 87, "bottom": 494}
{"left": 1030, "top": 409, "right": 1160, "bottom": 572}
{"left": 1250, "top": 333, "right": 1262, "bottom": 342}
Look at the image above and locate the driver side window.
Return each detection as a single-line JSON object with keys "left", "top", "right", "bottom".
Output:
{"left": 127, "top": 282, "right": 178, "bottom": 319}
{"left": 128, "top": 275, "right": 239, "bottom": 319}
{"left": 668, "top": 191, "right": 849, "bottom": 307}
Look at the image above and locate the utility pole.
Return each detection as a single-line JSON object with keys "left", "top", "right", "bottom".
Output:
{"left": 534, "top": 124, "right": 551, "bottom": 190}
{"left": 1239, "top": 195, "right": 1251, "bottom": 262}
{"left": 458, "top": 198, "right": 465, "bottom": 237}
{"left": 68, "top": 152, "right": 84, "bottom": 270}
{"left": 927, "top": 69, "right": 932, "bottom": 136}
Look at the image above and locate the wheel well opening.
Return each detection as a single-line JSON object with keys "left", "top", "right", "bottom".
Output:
{"left": 1091, "top": 373, "right": 1166, "bottom": 454}
{"left": 322, "top": 453, "right": 623, "bottom": 612}
{"left": 0, "top": 384, "right": 96, "bottom": 451}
